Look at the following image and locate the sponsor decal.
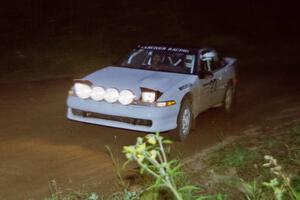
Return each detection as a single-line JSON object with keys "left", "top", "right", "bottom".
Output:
{"left": 139, "top": 45, "right": 190, "bottom": 53}
{"left": 179, "top": 83, "right": 193, "bottom": 90}
{"left": 203, "top": 79, "right": 217, "bottom": 93}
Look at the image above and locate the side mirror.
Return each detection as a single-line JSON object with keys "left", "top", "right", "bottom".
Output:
{"left": 198, "top": 71, "right": 213, "bottom": 79}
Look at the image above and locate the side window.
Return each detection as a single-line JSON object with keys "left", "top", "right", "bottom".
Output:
{"left": 220, "top": 58, "right": 227, "bottom": 68}
{"left": 210, "top": 54, "right": 228, "bottom": 71}
{"left": 202, "top": 60, "right": 211, "bottom": 71}
{"left": 210, "top": 55, "right": 220, "bottom": 71}
{"left": 196, "top": 55, "right": 209, "bottom": 73}
{"left": 197, "top": 50, "right": 222, "bottom": 73}
{"left": 201, "top": 50, "right": 222, "bottom": 71}
{"left": 197, "top": 55, "right": 212, "bottom": 72}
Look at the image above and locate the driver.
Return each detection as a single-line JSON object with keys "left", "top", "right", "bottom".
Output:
{"left": 151, "top": 54, "right": 162, "bottom": 66}
{"left": 149, "top": 53, "right": 162, "bottom": 70}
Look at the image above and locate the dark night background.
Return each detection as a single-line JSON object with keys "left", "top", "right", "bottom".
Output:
{"left": 1, "top": 1, "right": 300, "bottom": 199}
{"left": 1, "top": 0, "right": 300, "bottom": 81}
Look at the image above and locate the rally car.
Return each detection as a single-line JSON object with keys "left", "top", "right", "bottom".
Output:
{"left": 66, "top": 45, "right": 237, "bottom": 141}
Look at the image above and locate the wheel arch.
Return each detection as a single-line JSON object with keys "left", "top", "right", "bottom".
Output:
{"left": 227, "top": 79, "right": 234, "bottom": 86}
{"left": 181, "top": 92, "right": 193, "bottom": 103}
{"left": 180, "top": 92, "right": 195, "bottom": 119}
{"left": 227, "top": 78, "right": 237, "bottom": 94}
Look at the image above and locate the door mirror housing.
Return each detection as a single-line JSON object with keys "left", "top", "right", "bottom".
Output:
{"left": 198, "top": 71, "right": 213, "bottom": 79}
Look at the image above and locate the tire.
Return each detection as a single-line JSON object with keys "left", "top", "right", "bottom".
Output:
{"left": 223, "top": 84, "right": 235, "bottom": 113}
{"left": 172, "top": 99, "right": 192, "bottom": 141}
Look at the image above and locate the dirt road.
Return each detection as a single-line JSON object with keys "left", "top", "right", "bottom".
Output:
{"left": 0, "top": 66, "right": 300, "bottom": 199}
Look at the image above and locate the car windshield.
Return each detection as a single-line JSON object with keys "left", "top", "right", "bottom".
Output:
{"left": 117, "top": 46, "right": 196, "bottom": 74}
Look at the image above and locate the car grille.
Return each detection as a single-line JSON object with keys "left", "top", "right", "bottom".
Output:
{"left": 71, "top": 109, "right": 152, "bottom": 127}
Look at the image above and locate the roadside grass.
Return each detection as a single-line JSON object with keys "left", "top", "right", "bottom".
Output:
{"left": 190, "top": 122, "right": 300, "bottom": 199}
{"left": 46, "top": 179, "right": 99, "bottom": 200}
{"left": 206, "top": 144, "right": 260, "bottom": 169}
{"left": 44, "top": 122, "right": 300, "bottom": 200}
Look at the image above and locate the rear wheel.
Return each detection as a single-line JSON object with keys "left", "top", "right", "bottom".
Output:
{"left": 223, "top": 84, "right": 235, "bottom": 113}
{"left": 172, "top": 99, "right": 192, "bottom": 141}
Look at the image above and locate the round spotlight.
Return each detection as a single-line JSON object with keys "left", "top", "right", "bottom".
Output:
{"left": 74, "top": 83, "right": 92, "bottom": 99}
{"left": 118, "top": 90, "right": 135, "bottom": 105}
{"left": 104, "top": 88, "right": 119, "bottom": 103}
{"left": 90, "top": 86, "right": 105, "bottom": 101}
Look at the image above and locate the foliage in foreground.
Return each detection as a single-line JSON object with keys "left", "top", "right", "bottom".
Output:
{"left": 201, "top": 123, "right": 300, "bottom": 200}
{"left": 45, "top": 179, "right": 98, "bottom": 200}
{"left": 122, "top": 133, "right": 221, "bottom": 200}
{"left": 46, "top": 123, "right": 300, "bottom": 200}
{"left": 262, "top": 155, "right": 300, "bottom": 200}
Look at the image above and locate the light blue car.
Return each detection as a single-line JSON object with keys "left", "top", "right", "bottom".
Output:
{"left": 66, "top": 45, "right": 237, "bottom": 140}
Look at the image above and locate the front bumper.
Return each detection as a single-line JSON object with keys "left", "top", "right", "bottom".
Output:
{"left": 66, "top": 96, "right": 180, "bottom": 132}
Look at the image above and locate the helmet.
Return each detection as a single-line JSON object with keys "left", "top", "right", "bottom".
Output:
{"left": 200, "top": 49, "right": 218, "bottom": 61}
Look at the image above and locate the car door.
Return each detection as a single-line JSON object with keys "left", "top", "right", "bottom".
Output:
{"left": 210, "top": 58, "right": 228, "bottom": 105}
{"left": 210, "top": 69, "right": 224, "bottom": 105}
{"left": 192, "top": 56, "right": 215, "bottom": 115}
{"left": 192, "top": 76, "right": 214, "bottom": 115}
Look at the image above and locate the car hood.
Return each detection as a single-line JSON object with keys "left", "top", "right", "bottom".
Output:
{"left": 83, "top": 66, "right": 190, "bottom": 96}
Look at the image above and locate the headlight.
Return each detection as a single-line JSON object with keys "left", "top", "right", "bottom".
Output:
{"left": 74, "top": 83, "right": 92, "bottom": 99}
{"left": 141, "top": 91, "right": 156, "bottom": 103}
{"left": 104, "top": 88, "right": 119, "bottom": 103}
{"left": 118, "top": 90, "right": 135, "bottom": 105}
{"left": 90, "top": 86, "right": 105, "bottom": 101}
{"left": 141, "top": 87, "right": 162, "bottom": 103}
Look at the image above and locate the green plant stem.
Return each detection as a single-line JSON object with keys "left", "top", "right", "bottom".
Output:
{"left": 167, "top": 182, "right": 183, "bottom": 200}
{"left": 158, "top": 137, "right": 177, "bottom": 188}
{"left": 157, "top": 151, "right": 164, "bottom": 164}
{"left": 281, "top": 173, "right": 298, "bottom": 200}
{"left": 136, "top": 158, "right": 183, "bottom": 200}
{"left": 145, "top": 153, "right": 169, "bottom": 182}
{"left": 158, "top": 137, "right": 168, "bottom": 163}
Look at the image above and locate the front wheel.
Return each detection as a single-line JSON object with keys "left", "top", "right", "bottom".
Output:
{"left": 172, "top": 99, "right": 192, "bottom": 141}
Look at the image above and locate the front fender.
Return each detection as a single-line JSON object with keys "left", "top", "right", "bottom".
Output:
{"left": 157, "top": 75, "right": 198, "bottom": 115}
